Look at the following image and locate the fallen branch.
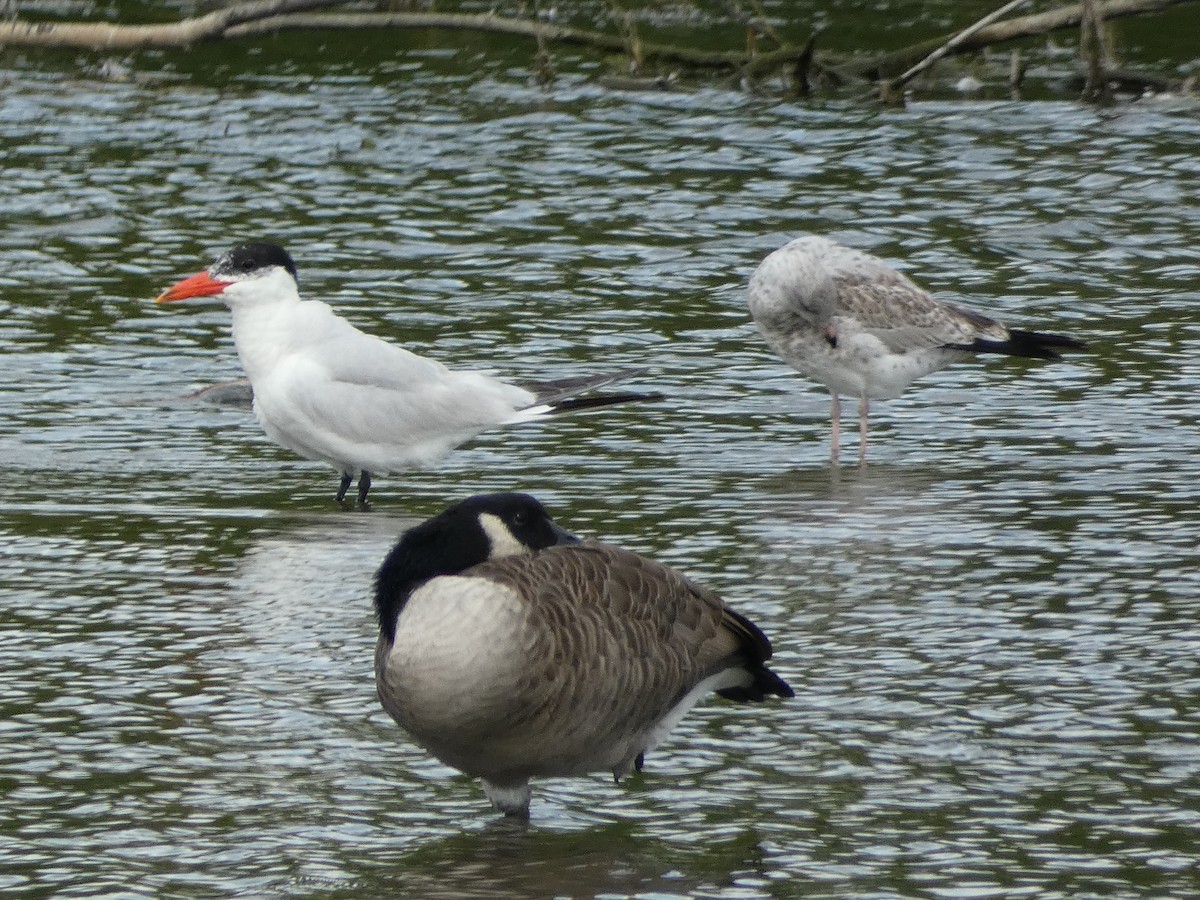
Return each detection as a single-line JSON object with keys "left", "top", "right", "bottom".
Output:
{"left": 0, "top": 3, "right": 816, "bottom": 74}
{"left": 0, "top": 0, "right": 346, "bottom": 49}
{"left": 225, "top": 10, "right": 816, "bottom": 74}
{"left": 238, "top": 10, "right": 839, "bottom": 78}
{"left": 845, "top": 0, "right": 1195, "bottom": 80}
{"left": 0, "top": 0, "right": 1193, "bottom": 96}
{"left": 882, "top": 0, "right": 1030, "bottom": 99}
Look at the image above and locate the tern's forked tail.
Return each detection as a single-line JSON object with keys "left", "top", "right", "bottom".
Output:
{"left": 507, "top": 368, "right": 660, "bottom": 422}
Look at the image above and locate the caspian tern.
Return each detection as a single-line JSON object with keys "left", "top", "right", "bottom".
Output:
{"left": 373, "top": 492, "right": 793, "bottom": 817}
{"left": 155, "top": 242, "right": 656, "bottom": 505}
{"left": 748, "top": 235, "right": 1086, "bottom": 464}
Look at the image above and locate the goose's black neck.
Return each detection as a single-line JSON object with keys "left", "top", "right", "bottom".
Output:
{"left": 372, "top": 493, "right": 575, "bottom": 645}
{"left": 373, "top": 514, "right": 491, "bottom": 646}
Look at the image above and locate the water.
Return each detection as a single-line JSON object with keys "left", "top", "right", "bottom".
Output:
{"left": 2, "top": 21, "right": 1200, "bottom": 899}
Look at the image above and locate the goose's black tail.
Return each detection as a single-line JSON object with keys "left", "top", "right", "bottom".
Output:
{"left": 717, "top": 607, "right": 795, "bottom": 702}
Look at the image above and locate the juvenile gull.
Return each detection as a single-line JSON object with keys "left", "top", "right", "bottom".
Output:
{"left": 748, "top": 235, "right": 1086, "bottom": 463}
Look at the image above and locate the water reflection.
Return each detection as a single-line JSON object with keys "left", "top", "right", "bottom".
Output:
{"left": 283, "top": 821, "right": 771, "bottom": 899}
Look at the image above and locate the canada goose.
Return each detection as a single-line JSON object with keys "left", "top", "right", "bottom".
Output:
{"left": 748, "top": 235, "right": 1086, "bottom": 463}
{"left": 373, "top": 493, "right": 793, "bottom": 817}
{"left": 155, "top": 242, "right": 655, "bottom": 505}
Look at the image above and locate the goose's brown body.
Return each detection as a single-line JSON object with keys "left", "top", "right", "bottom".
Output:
{"left": 374, "top": 501, "right": 791, "bottom": 817}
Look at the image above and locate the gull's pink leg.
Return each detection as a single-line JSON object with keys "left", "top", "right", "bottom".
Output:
{"left": 830, "top": 393, "right": 842, "bottom": 463}
{"left": 858, "top": 397, "right": 869, "bottom": 465}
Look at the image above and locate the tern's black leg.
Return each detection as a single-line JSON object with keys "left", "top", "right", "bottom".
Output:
{"left": 356, "top": 470, "right": 372, "bottom": 507}
{"left": 335, "top": 472, "right": 353, "bottom": 504}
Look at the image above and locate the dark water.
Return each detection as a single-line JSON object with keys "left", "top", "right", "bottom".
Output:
{"left": 2, "top": 13, "right": 1199, "bottom": 899}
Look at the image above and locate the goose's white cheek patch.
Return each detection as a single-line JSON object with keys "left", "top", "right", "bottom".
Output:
{"left": 478, "top": 512, "right": 533, "bottom": 559}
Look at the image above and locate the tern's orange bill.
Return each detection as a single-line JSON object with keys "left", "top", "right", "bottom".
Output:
{"left": 155, "top": 270, "right": 233, "bottom": 303}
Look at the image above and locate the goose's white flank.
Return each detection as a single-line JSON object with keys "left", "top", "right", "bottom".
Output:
{"left": 156, "top": 242, "right": 655, "bottom": 504}
{"left": 748, "top": 235, "right": 1086, "bottom": 463}
{"left": 373, "top": 493, "right": 793, "bottom": 818}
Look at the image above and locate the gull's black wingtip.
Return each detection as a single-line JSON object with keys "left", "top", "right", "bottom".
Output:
{"left": 958, "top": 329, "right": 1088, "bottom": 360}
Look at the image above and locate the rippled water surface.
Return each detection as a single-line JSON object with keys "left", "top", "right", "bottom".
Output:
{"left": 2, "top": 23, "right": 1200, "bottom": 899}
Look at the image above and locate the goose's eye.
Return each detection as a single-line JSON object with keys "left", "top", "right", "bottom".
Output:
{"left": 512, "top": 510, "right": 529, "bottom": 527}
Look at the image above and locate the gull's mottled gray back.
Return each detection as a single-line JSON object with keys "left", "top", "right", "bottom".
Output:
{"left": 751, "top": 235, "right": 1009, "bottom": 351}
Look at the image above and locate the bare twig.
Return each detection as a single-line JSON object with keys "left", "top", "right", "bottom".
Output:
{"left": 1080, "top": 0, "right": 1114, "bottom": 101}
{"left": 1009, "top": 48, "right": 1028, "bottom": 90}
{"left": 845, "top": 0, "right": 1194, "bottom": 81}
{"left": 720, "top": 0, "right": 783, "bottom": 48}
{"left": 747, "top": 0, "right": 784, "bottom": 47}
{"left": 886, "top": 0, "right": 1030, "bottom": 93}
{"left": 534, "top": 27, "right": 555, "bottom": 87}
